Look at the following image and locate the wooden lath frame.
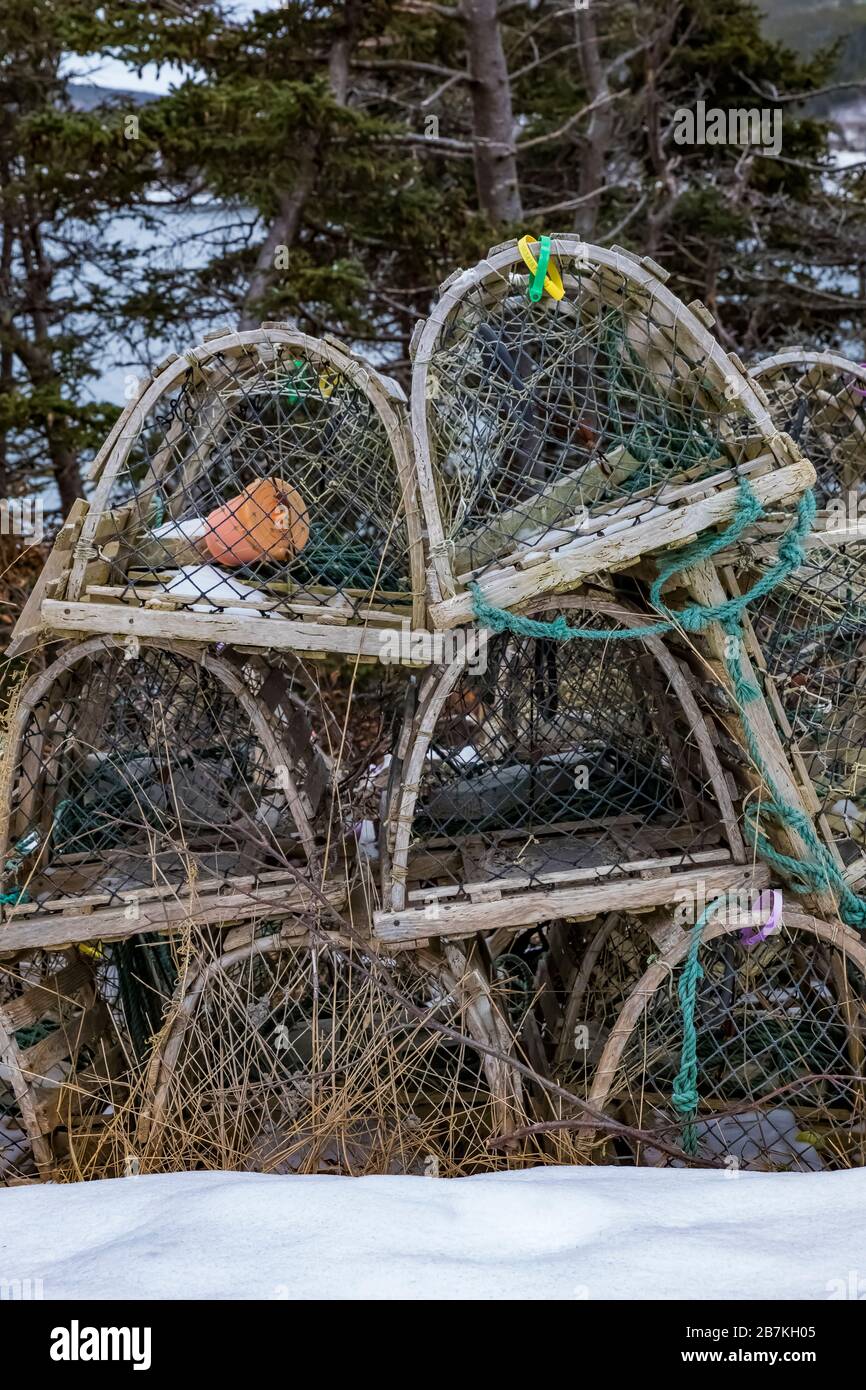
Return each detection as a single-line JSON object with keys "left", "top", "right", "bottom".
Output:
{"left": 751, "top": 348, "right": 866, "bottom": 396}
{"left": 409, "top": 237, "right": 814, "bottom": 629}
{"left": 54, "top": 325, "right": 426, "bottom": 641}
{"left": 380, "top": 594, "right": 747, "bottom": 921}
{"left": 0, "top": 951, "right": 120, "bottom": 1179}
{"left": 373, "top": 863, "right": 772, "bottom": 947}
{"left": 0, "top": 636, "right": 331, "bottom": 937}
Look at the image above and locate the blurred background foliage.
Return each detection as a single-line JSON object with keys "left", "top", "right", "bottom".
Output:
{"left": 0, "top": 0, "right": 863, "bottom": 540}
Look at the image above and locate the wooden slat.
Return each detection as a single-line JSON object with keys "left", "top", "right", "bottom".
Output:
{"left": 18, "top": 1002, "right": 107, "bottom": 1081}
{"left": 7, "top": 500, "right": 89, "bottom": 657}
{"left": 374, "top": 863, "right": 771, "bottom": 944}
{"left": 457, "top": 847, "right": 731, "bottom": 897}
{"left": 0, "top": 957, "right": 92, "bottom": 1032}
{"left": 43, "top": 599, "right": 446, "bottom": 662}
{"left": 0, "top": 878, "right": 350, "bottom": 953}
{"left": 429, "top": 457, "right": 815, "bottom": 629}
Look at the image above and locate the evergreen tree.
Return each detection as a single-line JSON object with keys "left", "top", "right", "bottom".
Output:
{"left": 0, "top": 0, "right": 158, "bottom": 512}
{"left": 3, "top": 0, "right": 863, "bottom": 525}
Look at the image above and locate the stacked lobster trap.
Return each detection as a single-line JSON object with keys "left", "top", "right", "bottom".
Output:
{"left": 1, "top": 324, "right": 433, "bottom": 1179}
{"left": 3, "top": 239, "right": 866, "bottom": 1182}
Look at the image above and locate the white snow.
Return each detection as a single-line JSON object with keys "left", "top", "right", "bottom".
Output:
{"left": 2, "top": 1165, "right": 865, "bottom": 1301}
{"left": 150, "top": 518, "right": 208, "bottom": 541}
{"left": 148, "top": 564, "right": 273, "bottom": 618}
{"left": 163, "top": 565, "right": 262, "bottom": 606}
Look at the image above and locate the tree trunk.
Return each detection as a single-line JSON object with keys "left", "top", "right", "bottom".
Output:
{"left": 239, "top": 0, "right": 363, "bottom": 329}
{"left": 574, "top": 9, "right": 613, "bottom": 240}
{"left": 15, "top": 209, "right": 84, "bottom": 508}
{"left": 461, "top": 0, "right": 523, "bottom": 228}
{"left": 239, "top": 161, "right": 317, "bottom": 330}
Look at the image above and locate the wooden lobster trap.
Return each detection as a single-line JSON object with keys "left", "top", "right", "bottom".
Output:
{"left": 750, "top": 351, "right": 866, "bottom": 508}
{"left": 410, "top": 237, "right": 814, "bottom": 630}
{"left": 585, "top": 910, "right": 866, "bottom": 1171}
{"left": 742, "top": 535, "right": 866, "bottom": 876}
{"left": 717, "top": 353, "right": 866, "bottom": 878}
{"left": 133, "top": 925, "right": 533, "bottom": 1177}
{"left": 26, "top": 327, "right": 426, "bottom": 662}
{"left": 0, "top": 949, "right": 122, "bottom": 1182}
{"left": 0, "top": 637, "right": 340, "bottom": 954}
{"left": 373, "top": 594, "right": 770, "bottom": 948}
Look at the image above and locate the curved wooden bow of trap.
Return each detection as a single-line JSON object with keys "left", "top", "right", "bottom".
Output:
{"left": 586, "top": 907, "right": 866, "bottom": 1170}
{"left": 63, "top": 326, "right": 425, "bottom": 631}
{"left": 750, "top": 350, "right": 866, "bottom": 506}
{"left": 136, "top": 929, "right": 527, "bottom": 1173}
{"left": 383, "top": 594, "right": 745, "bottom": 916}
{"left": 410, "top": 236, "right": 812, "bottom": 628}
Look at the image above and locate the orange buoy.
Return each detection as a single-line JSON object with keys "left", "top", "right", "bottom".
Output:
{"left": 202, "top": 478, "right": 310, "bottom": 567}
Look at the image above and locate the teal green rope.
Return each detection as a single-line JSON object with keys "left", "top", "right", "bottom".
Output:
{"left": 469, "top": 478, "right": 866, "bottom": 1153}
{"left": 671, "top": 896, "right": 724, "bottom": 1154}
{"left": 470, "top": 478, "right": 813, "bottom": 645}
{"left": 470, "top": 481, "right": 866, "bottom": 922}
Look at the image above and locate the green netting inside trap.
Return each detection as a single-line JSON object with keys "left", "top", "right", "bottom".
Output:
{"left": 426, "top": 272, "right": 754, "bottom": 578}
{"left": 289, "top": 526, "right": 409, "bottom": 593}
{"left": 109, "top": 935, "right": 177, "bottom": 1062}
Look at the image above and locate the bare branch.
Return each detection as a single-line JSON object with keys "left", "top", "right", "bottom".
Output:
{"left": 517, "top": 91, "right": 619, "bottom": 151}
{"left": 735, "top": 69, "right": 866, "bottom": 106}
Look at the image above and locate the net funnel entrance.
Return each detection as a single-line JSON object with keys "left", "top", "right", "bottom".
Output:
{"left": 1, "top": 638, "right": 331, "bottom": 936}
{"left": 383, "top": 597, "right": 746, "bottom": 925}
{"left": 588, "top": 912, "right": 866, "bottom": 1171}
{"left": 56, "top": 328, "right": 424, "bottom": 649}
{"left": 750, "top": 351, "right": 866, "bottom": 506}
{"left": 411, "top": 238, "right": 813, "bottom": 629}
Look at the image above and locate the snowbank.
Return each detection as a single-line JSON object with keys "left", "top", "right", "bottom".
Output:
{"left": 2, "top": 1165, "right": 865, "bottom": 1300}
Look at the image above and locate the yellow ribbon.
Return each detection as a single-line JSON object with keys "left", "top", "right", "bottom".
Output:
{"left": 517, "top": 234, "right": 565, "bottom": 301}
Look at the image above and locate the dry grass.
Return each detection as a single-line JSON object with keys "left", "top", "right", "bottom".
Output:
{"left": 56, "top": 922, "right": 585, "bottom": 1181}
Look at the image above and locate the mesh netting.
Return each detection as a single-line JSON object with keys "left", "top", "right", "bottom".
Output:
{"left": 107, "top": 932, "right": 538, "bottom": 1178}
{"left": 749, "top": 543, "right": 866, "bottom": 857}
{"left": 539, "top": 915, "right": 653, "bottom": 1089}
{"left": 590, "top": 920, "right": 866, "bottom": 1171}
{"left": 751, "top": 353, "right": 866, "bottom": 505}
{"left": 2, "top": 640, "right": 318, "bottom": 912}
{"left": 415, "top": 243, "right": 779, "bottom": 587}
{"left": 387, "top": 601, "right": 740, "bottom": 908}
{"left": 77, "top": 332, "right": 418, "bottom": 622}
